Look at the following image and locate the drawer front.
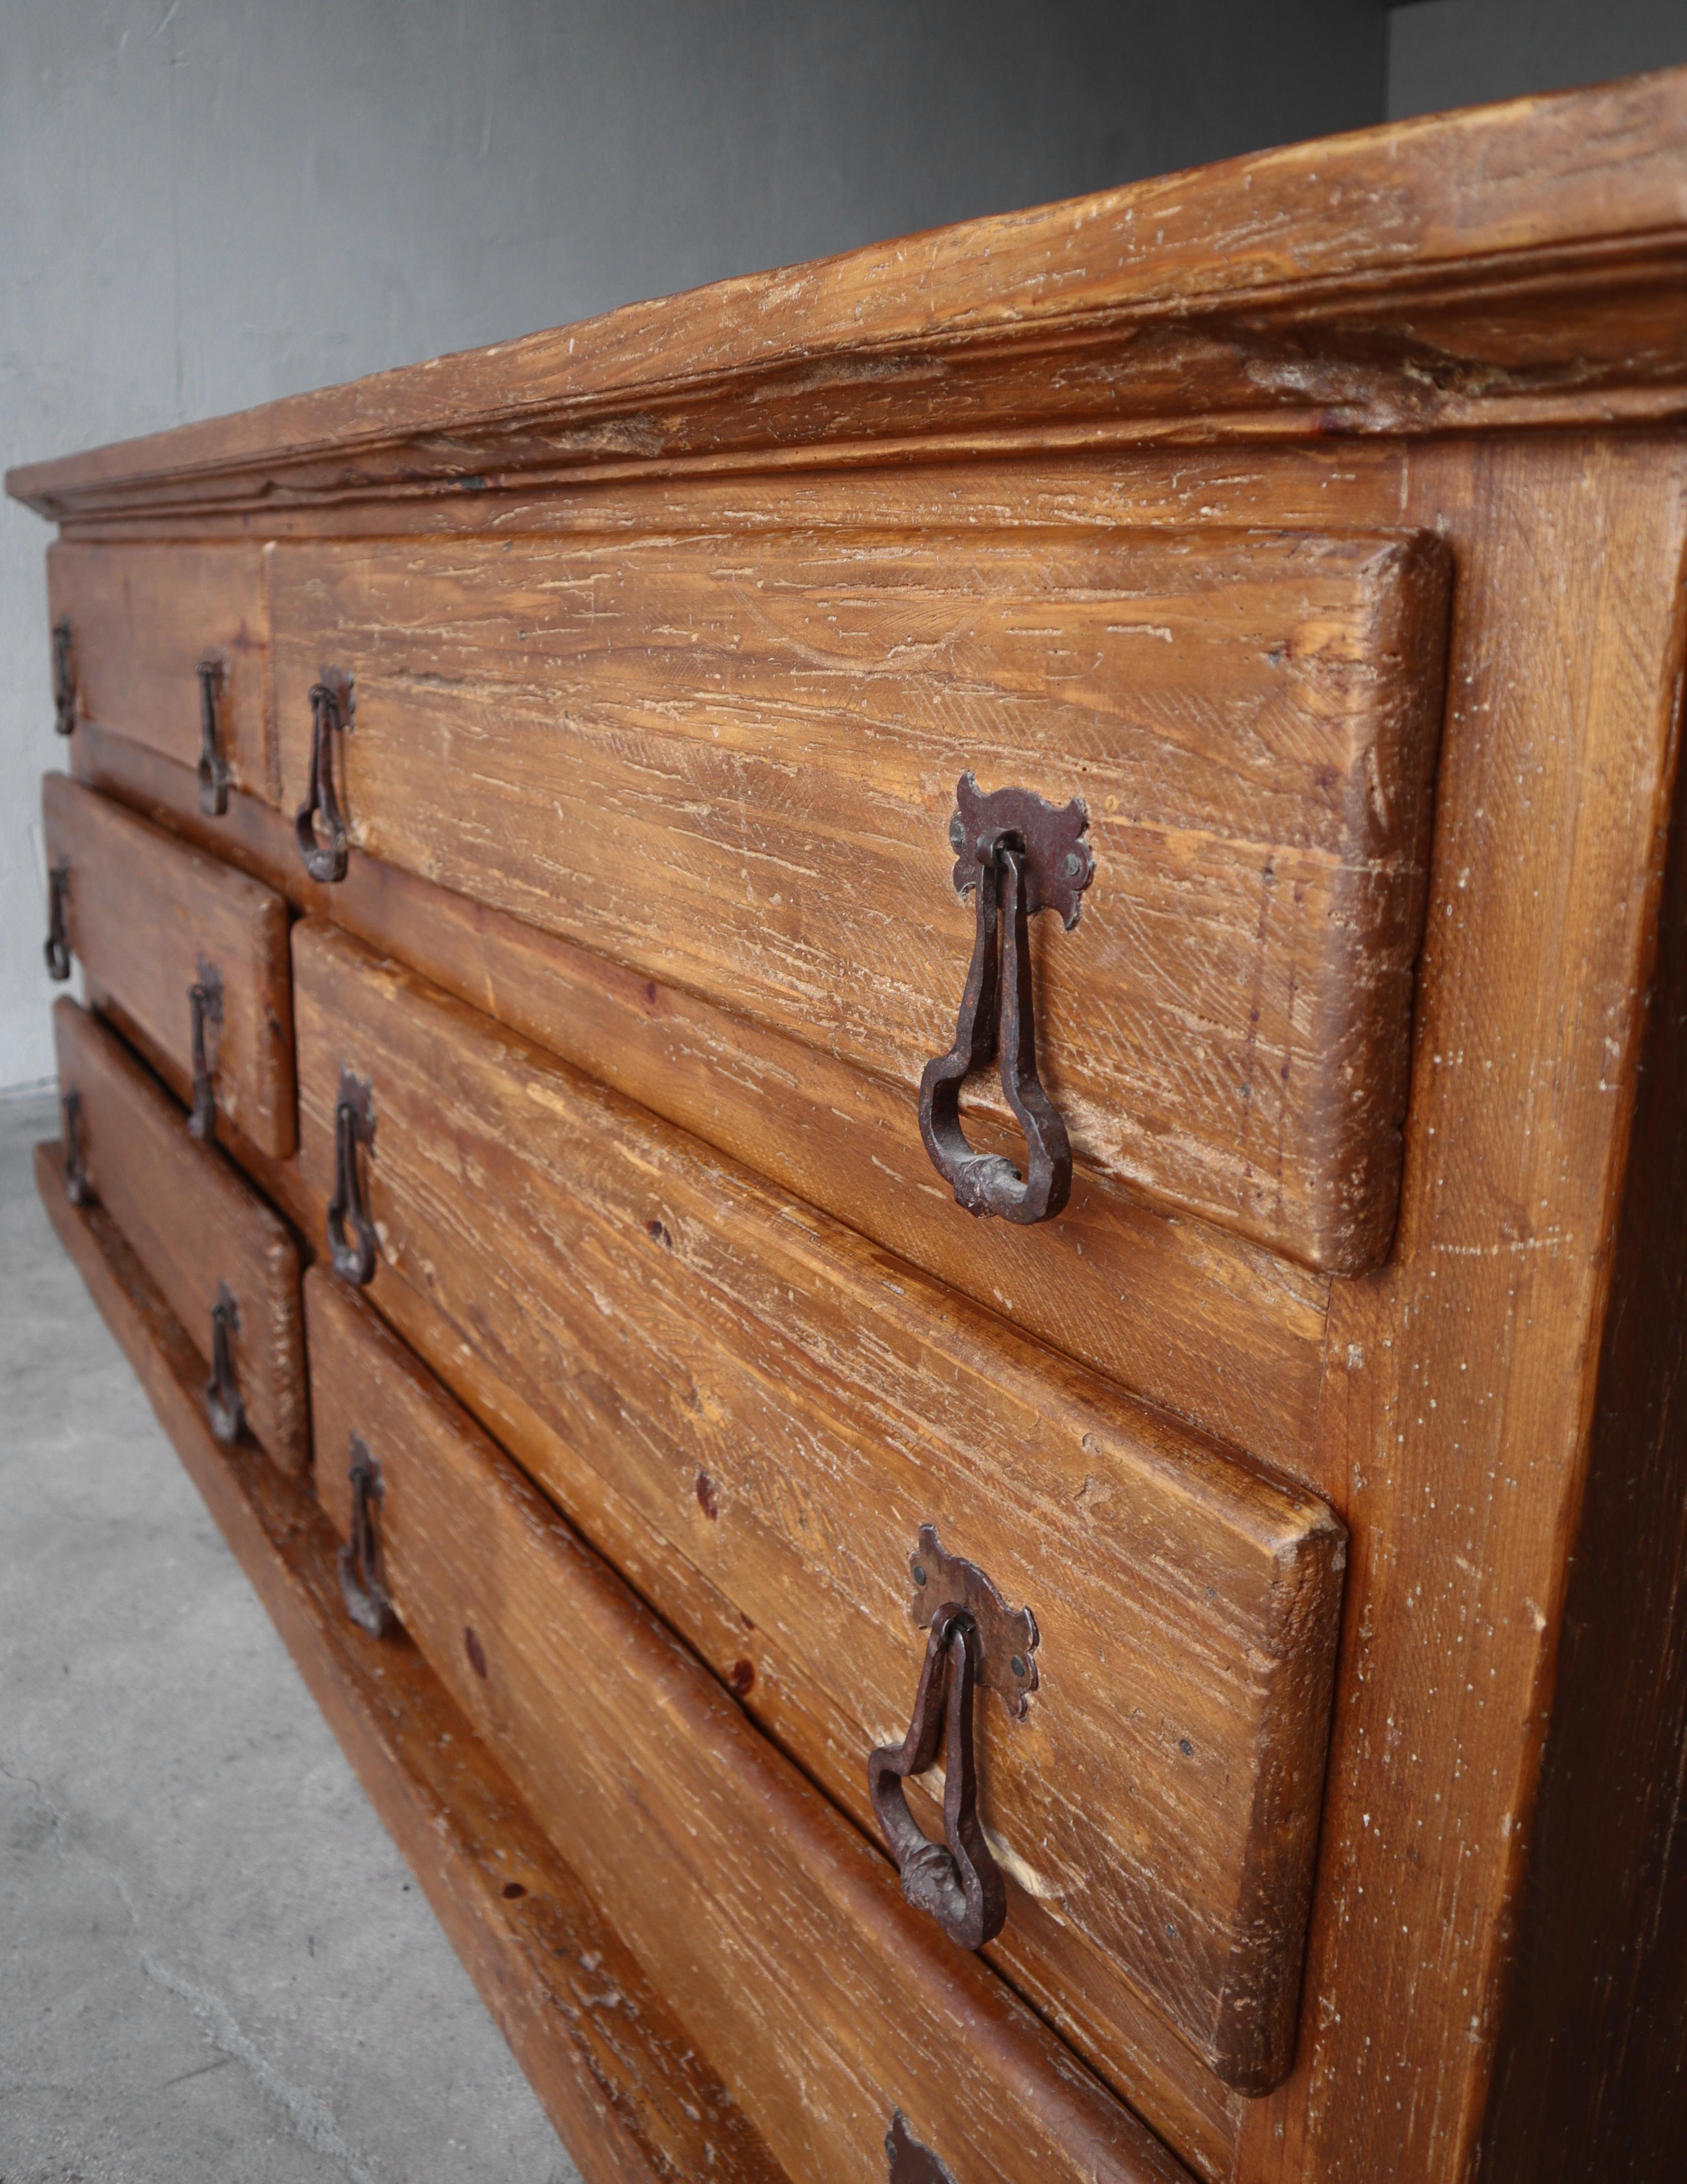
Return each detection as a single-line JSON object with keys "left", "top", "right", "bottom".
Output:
{"left": 54, "top": 998, "right": 306, "bottom": 1469}
{"left": 271, "top": 525, "right": 1448, "bottom": 1272}
{"left": 305, "top": 1269, "right": 1186, "bottom": 2184}
{"left": 42, "top": 775, "right": 297, "bottom": 1158}
{"left": 47, "top": 542, "right": 271, "bottom": 802}
{"left": 293, "top": 918, "right": 1345, "bottom": 2095}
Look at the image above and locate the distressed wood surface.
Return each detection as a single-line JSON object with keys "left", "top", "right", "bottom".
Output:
{"left": 41, "top": 774, "right": 296, "bottom": 1158}
{"left": 304, "top": 1267, "right": 1192, "bottom": 2184}
{"left": 52, "top": 997, "right": 306, "bottom": 1471}
{"left": 33, "top": 1144, "right": 791, "bottom": 2184}
{"left": 71, "top": 721, "right": 1329, "bottom": 1483}
{"left": 46, "top": 540, "right": 274, "bottom": 800}
{"left": 11, "top": 69, "right": 1687, "bottom": 532}
{"left": 270, "top": 526, "right": 1448, "bottom": 1272}
{"left": 293, "top": 916, "right": 1345, "bottom": 2099}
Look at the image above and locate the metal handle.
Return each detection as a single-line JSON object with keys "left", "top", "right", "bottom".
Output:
{"left": 44, "top": 862, "right": 71, "bottom": 982}
{"left": 52, "top": 616, "right": 76, "bottom": 736}
{"left": 61, "top": 1086, "right": 92, "bottom": 1207}
{"left": 294, "top": 668, "right": 354, "bottom": 882}
{"left": 187, "top": 968, "right": 222, "bottom": 1142}
{"left": 339, "top": 1434, "right": 398, "bottom": 1637}
{"left": 327, "top": 1065, "right": 378, "bottom": 1286}
{"left": 197, "top": 655, "right": 230, "bottom": 816}
{"left": 867, "top": 1603, "right": 1006, "bottom": 1952}
{"left": 203, "top": 1282, "right": 245, "bottom": 1446}
{"left": 917, "top": 775, "right": 1094, "bottom": 1226}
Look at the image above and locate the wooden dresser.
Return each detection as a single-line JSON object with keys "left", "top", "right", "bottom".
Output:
{"left": 14, "top": 67, "right": 1687, "bottom": 2184}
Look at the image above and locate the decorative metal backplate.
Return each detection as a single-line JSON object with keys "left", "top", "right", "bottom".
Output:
{"left": 909, "top": 1523, "right": 1040, "bottom": 1721}
{"left": 946, "top": 770, "right": 1093, "bottom": 927}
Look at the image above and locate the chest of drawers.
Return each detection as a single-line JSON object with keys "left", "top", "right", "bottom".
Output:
{"left": 15, "top": 66, "right": 1687, "bottom": 2184}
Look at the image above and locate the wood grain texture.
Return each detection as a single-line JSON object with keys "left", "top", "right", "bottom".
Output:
{"left": 270, "top": 525, "right": 1448, "bottom": 1273}
{"left": 41, "top": 773, "right": 296, "bottom": 1158}
{"left": 46, "top": 540, "right": 273, "bottom": 800}
{"left": 303, "top": 1266, "right": 1193, "bottom": 2184}
{"left": 33, "top": 1144, "right": 791, "bottom": 2184}
{"left": 70, "top": 720, "right": 1329, "bottom": 1485}
{"left": 12, "top": 69, "right": 1687, "bottom": 530}
{"left": 292, "top": 916, "right": 1346, "bottom": 2097}
{"left": 52, "top": 997, "right": 306, "bottom": 1471}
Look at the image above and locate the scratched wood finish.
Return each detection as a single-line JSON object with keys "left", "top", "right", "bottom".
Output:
{"left": 46, "top": 540, "right": 273, "bottom": 799}
{"left": 304, "top": 1268, "right": 1192, "bottom": 2184}
{"left": 33, "top": 1147, "right": 791, "bottom": 2184}
{"left": 69, "top": 721, "right": 1329, "bottom": 1482}
{"left": 292, "top": 916, "right": 1346, "bottom": 2095}
{"left": 270, "top": 527, "right": 1447, "bottom": 1273}
{"left": 41, "top": 774, "right": 297, "bottom": 1158}
{"left": 52, "top": 997, "right": 306, "bottom": 1471}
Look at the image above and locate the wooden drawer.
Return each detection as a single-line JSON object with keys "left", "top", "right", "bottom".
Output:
{"left": 53, "top": 998, "right": 306, "bottom": 1470}
{"left": 271, "top": 526, "right": 1448, "bottom": 1273}
{"left": 47, "top": 542, "right": 271, "bottom": 805}
{"left": 293, "top": 917, "right": 1345, "bottom": 2106}
{"left": 304, "top": 1267, "right": 1186, "bottom": 2184}
{"left": 42, "top": 774, "right": 297, "bottom": 1158}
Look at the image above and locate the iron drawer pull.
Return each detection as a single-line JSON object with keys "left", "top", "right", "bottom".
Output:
{"left": 61, "top": 1087, "right": 92, "bottom": 1207}
{"left": 203, "top": 1282, "right": 245, "bottom": 1446}
{"left": 44, "top": 862, "right": 71, "bottom": 981}
{"left": 295, "top": 668, "right": 354, "bottom": 883}
{"left": 327, "top": 1066, "right": 378, "bottom": 1286}
{"left": 187, "top": 967, "right": 223, "bottom": 1142}
{"left": 868, "top": 1602, "right": 1006, "bottom": 1952}
{"left": 339, "top": 1434, "right": 398, "bottom": 1637}
{"left": 917, "top": 775, "right": 1094, "bottom": 1226}
{"left": 52, "top": 616, "right": 76, "bottom": 736}
{"left": 197, "top": 655, "right": 230, "bottom": 816}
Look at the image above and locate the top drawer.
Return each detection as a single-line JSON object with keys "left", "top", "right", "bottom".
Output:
{"left": 48, "top": 542, "right": 271, "bottom": 806}
{"left": 269, "top": 526, "right": 1448, "bottom": 1272}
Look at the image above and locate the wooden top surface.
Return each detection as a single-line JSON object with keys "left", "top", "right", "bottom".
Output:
{"left": 9, "top": 66, "right": 1687, "bottom": 524}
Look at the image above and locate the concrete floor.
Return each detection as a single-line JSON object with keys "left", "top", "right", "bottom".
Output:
{"left": 0, "top": 1086, "right": 578, "bottom": 2184}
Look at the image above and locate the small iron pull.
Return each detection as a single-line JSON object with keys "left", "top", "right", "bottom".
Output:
{"left": 327, "top": 1065, "right": 378, "bottom": 1286}
{"left": 52, "top": 616, "right": 76, "bottom": 736}
{"left": 44, "top": 862, "right": 72, "bottom": 982}
{"left": 868, "top": 1603, "right": 1006, "bottom": 1952}
{"left": 187, "top": 966, "right": 223, "bottom": 1142}
{"left": 294, "top": 667, "right": 354, "bottom": 882}
{"left": 339, "top": 1434, "right": 398, "bottom": 1637}
{"left": 197, "top": 655, "right": 230, "bottom": 816}
{"left": 61, "top": 1086, "right": 92, "bottom": 1207}
{"left": 918, "top": 774, "right": 1094, "bottom": 1226}
{"left": 203, "top": 1282, "right": 245, "bottom": 1446}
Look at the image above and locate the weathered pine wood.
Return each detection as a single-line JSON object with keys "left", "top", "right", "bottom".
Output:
{"left": 53, "top": 997, "right": 306, "bottom": 1470}
{"left": 292, "top": 916, "right": 1346, "bottom": 2098}
{"left": 270, "top": 526, "right": 1448, "bottom": 1273}
{"left": 303, "top": 1266, "right": 1193, "bottom": 2184}
{"left": 11, "top": 70, "right": 1687, "bottom": 534}
{"left": 41, "top": 773, "right": 297, "bottom": 1158}
{"left": 70, "top": 720, "right": 1329, "bottom": 1484}
{"left": 33, "top": 1143, "right": 793, "bottom": 2184}
{"left": 46, "top": 540, "right": 274, "bottom": 800}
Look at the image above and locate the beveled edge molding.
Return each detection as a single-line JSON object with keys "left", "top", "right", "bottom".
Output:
{"left": 9, "top": 66, "right": 1687, "bottom": 526}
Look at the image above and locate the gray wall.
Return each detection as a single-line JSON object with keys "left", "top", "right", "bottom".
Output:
{"left": 1388, "top": 0, "right": 1687, "bottom": 120}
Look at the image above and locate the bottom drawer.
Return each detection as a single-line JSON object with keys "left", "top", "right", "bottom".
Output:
{"left": 304, "top": 1267, "right": 1187, "bottom": 2184}
{"left": 53, "top": 998, "right": 306, "bottom": 1469}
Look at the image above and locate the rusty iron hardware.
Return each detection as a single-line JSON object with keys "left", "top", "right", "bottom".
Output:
{"left": 918, "top": 773, "right": 1094, "bottom": 1226}
{"left": 908, "top": 1523, "right": 1039, "bottom": 1721}
{"left": 197, "top": 654, "right": 230, "bottom": 816}
{"left": 339, "top": 1433, "right": 398, "bottom": 1637}
{"left": 52, "top": 617, "right": 76, "bottom": 736}
{"left": 61, "top": 1087, "right": 92, "bottom": 1207}
{"left": 885, "top": 2114, "right": 955, "bottom": 2184}
{"left": 294, "top": 667, "right": 355, "bottom": 882}
{"left": 327, "top": 1064, "right": 378, "bottom": 1286}
{"left": 44, "top": 862, "right": 72, "bottom": 981}
{"left": 187, "top": 965, "right": 223, "bottom": 1142}
{"left": 868, "top": 1601, "right": 1006, "bottom": 1952}
{"left": 203, "top": 1282, "right": 245, "bottom": 1446}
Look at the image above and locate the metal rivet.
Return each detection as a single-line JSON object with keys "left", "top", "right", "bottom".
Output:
{"left": 1179, "top": 1736, "right": 1194, "bottom": 1756}
{"left": 912, "top": 1562, "right": 927, "bottom": 1586}
{"left": 1011, "top": 1654, "right": 1026, "bottom": 1679}
{"left": 947, "top": 813, "right": 966, "bottom": 851}
{"left": 1063, "top": 849, "right": 1084, "bottom": 879}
